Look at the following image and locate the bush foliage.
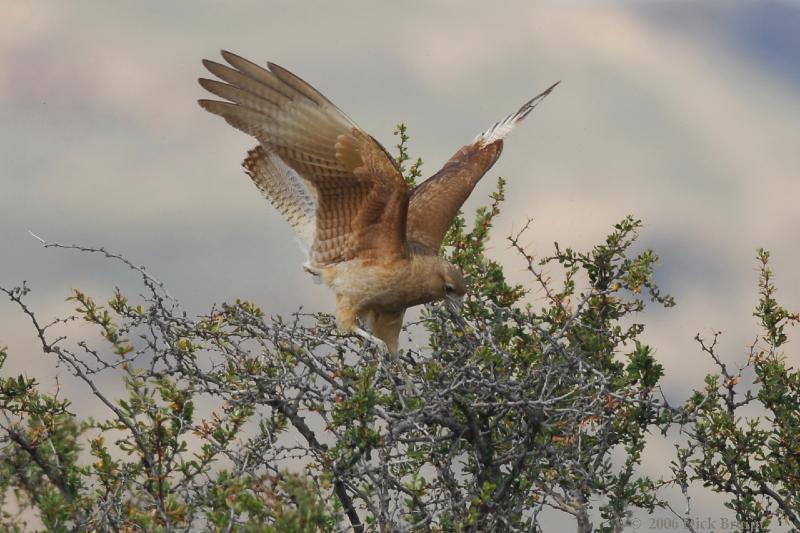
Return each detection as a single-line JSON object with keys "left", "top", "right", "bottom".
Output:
{"left": 1, "top": 129, "right": 798, "bottom": 532}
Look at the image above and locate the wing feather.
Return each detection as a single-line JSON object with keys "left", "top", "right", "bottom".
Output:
{"left": 407, "top": 82, "right": 558, "bottom": 253}
{"left": 243, "top": 146, "right": 316, "bottom": 248}
{"left": 407, "top": 142, "right": 503, "bottom": 254}
{"left": 199, "top": 51, "right": 408, "bottom": 266}
{"left": 474, "top": 81, "right": 559, "bottom": 146}
{"left": 202, "top": 60, "right": 292, "bottom": 107}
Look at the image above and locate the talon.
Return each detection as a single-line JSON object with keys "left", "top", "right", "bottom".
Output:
{"left": 354, "top": 327, "right": 388, "bottom": 352}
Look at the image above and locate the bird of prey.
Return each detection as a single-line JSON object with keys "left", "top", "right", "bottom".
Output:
{"left": 198, "top": 51, "right": 556, "bottom": 353}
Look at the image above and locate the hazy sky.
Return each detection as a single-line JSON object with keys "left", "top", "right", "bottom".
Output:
{"left": 2, "top": 1, "right": 799, "bottom": 528}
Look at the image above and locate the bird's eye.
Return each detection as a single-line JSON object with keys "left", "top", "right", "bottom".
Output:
{"left": 445, "top": 284, "right": 454, "bottom": 293}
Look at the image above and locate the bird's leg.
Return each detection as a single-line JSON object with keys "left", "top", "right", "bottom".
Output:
{"left": 366, "top": 310, "right": 403, "bottom": 356}
{"left": 334, "top": 295, "right": 359, "bottom": 331}
{"left": 354, "top": 327, "right": 389, "bottom": 353}
{"left": 335, "top": 295, "right": 387, "bottom": 352}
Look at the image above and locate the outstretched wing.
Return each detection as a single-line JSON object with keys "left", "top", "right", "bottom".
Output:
{"left": 406, "top": 82, "right": 559, "bottom": 254}
{"left": 242, "top": 145, "right": 317, "bottom": 248}
{"left": 199, "top": 51, "right": 409, "bottom": 267}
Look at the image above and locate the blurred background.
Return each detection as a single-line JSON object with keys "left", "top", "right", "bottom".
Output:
{"left": 1, "top": 1, "right": 799, "bottom": 528}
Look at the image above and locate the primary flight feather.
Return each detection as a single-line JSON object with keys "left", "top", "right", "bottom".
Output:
{"left": 199, "top": 51, "right": 557, "bottom": 353}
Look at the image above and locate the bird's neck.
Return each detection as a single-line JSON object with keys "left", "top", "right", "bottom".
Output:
{"left": 405, "top": 254, "right": 446, "bottom": 301}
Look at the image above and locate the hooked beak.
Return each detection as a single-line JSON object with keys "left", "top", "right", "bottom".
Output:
{"left": 445, "top": 293, "right": 464, "bottom": 313}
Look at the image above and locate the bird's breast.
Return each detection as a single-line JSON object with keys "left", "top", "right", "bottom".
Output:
{"left": 322, "top": 258, "right": 436, "bottom": 312}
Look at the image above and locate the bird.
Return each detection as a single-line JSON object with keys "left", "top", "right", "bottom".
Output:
{"left": 198, "top": 51, "right": 557, "bottom": 353}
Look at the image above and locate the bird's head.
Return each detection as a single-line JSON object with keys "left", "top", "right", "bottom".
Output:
{"left": 412, "top": 255, "right": 467, "bottom": 310}
{"left": 440, "top": 262, "right": 466, "bottom": 311}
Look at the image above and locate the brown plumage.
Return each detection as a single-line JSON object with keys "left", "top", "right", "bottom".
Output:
{"left": 199, "top": 51, "right": 557, "bottom": 353}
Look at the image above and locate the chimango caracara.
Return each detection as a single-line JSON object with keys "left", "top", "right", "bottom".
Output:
{"left": 199, "top": 51, "right": 557, "bottom": 353}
